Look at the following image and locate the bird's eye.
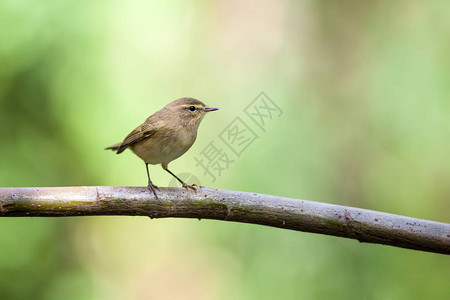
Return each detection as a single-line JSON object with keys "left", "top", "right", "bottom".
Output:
{"left": 188, "top": 106, "right": 196, "bottom": 111}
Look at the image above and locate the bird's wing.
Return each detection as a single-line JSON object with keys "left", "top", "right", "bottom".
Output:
{"left": 116, "top": 122, "right": 156, "bottom": 154}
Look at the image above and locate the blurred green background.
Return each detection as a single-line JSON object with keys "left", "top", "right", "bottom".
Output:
{"left": 1, "top": 0, "right": 449, "bottom": 299}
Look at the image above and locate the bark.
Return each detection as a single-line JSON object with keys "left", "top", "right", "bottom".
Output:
{"left": 0, "top": 186, "right": 448, "bottom": 254}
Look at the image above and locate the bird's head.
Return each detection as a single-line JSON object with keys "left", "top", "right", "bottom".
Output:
{"left": 165, "top": 97, "right": 218, "bottom": 126}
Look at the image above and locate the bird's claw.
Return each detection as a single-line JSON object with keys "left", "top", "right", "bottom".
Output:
{"left": 147, "top": 183, "right": 159, "bottom": 199}
{"left": 182, "top": 183, "right": 197, "bottom": 191}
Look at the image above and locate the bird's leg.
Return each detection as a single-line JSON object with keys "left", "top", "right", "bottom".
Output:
{"left": 162, "top": 164, "right": 197, "bottom": 190}
{"left": 146, "top": 163, "right": 159, "bottom": 199}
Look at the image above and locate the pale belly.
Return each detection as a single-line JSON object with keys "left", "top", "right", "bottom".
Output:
{"left": 129, "top": 130, "right": 196, "bottom": 165}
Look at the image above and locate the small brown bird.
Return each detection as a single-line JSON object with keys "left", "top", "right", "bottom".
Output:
{"left": 106, "top": 97, "right": 218, "bottom": 198}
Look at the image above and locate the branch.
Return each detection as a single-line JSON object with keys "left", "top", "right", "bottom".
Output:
{"left": 0, "top": 186, "right": 449, "bottom": 254}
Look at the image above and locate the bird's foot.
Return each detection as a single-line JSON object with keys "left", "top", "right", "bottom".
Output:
{"left": 182, "top": 182, "right": 198, "bottom": 191}
{"left": 147, "top": 183, "right": 160, "bottom": 199}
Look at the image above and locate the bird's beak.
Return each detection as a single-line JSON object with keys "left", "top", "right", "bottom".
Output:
{"left": 204, "top": 107, "right": 219, "bottom": 112}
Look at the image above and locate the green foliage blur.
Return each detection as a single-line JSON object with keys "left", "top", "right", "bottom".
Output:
{"left": 1, "top": 1, "right": 449, "bottom": 299}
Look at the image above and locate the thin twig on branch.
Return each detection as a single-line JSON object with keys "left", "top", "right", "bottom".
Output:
{"left": 0, "top": 186, "right": 448, "bottom": 254}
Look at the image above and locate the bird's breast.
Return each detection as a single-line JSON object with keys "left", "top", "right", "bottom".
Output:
{"left": 130, "top": 126, "right": 197, "bottom": 165}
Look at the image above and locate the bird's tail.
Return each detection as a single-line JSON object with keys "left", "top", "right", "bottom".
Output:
{"left": 105, "top": 142, "right": 122, "bottom": 152}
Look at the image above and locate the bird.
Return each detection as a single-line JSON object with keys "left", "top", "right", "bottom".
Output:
{"left": 105, "top": 97, "right": 218, "bottom": 199}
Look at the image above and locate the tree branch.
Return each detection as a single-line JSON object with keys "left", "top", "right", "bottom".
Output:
{"left": 0, "top": 186, "right": 448, "bottom": 254}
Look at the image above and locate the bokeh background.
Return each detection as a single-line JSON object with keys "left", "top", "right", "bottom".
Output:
{"left": 1, "top": 0, "right": 449, "bottom": 299}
